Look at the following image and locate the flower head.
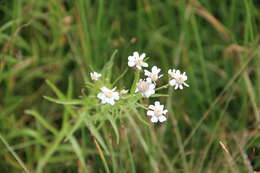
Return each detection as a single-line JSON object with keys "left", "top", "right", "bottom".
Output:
{"left": 147, "top": 101, "right": 168, "bottom": 123}
{"left": 97, "top": 87, "right": 119, "bottom": 105}
{"left": 144, "top": 66, "right": 163, "bottom": 82}
{"left": 128, "top": 51, "right": 148, "bottom": 70}
{"left": 168, "top": 69, "right": 189, "bottom": 90}
{"left": 135, "top": 78, "right": 155, "bottom": 97}
{"left": 90, "top": 72, "right": 102, "bottom": 81}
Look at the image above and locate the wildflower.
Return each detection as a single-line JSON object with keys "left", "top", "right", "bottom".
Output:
{"left": 147, "top": 101, "right": 168, "bottom": 123}
{"left": 135, "top": 78, "right": 155, "bottom": 97}
{"left": 97, "top": 87, "right": 119, "bottom": 105}
{"left": 120, "top": 89, "right": 129, "bottom": 95}
{"left": 128, "top": 51, "right": 148, "bottom": 70}
{"left": 90, "top": 72, "right": 102, "bottom": 81}
{"left": 168, "top": 69, "right": 189, "bottom": 90}
{"left": 144, "top": 66, "right": 163, "bottom": 82}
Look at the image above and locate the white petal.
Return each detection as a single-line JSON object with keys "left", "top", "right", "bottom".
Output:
{"left": 142, "top": 62, "right": 148, "bottom": 67}
{"left": 174, "top": 85, "right": 179, "bottom": 90}
{"left": 101, "top": 99, "right": 107, "bottom": 104}
{"left": 107, "top": 99, "right": 115, "bottom": 105}
{"left": 151, "top": 66, "right": 157, "bottom": 73}
{"left": 152, "top": 66, "right": 160, "bottom": 73}
{"left": 136, "top": 65, "right": 142, "bottom": 70}
{"left": 150, "top": 89, "right": 155, "bottom": 95}
{"left": 140, "top": 53, "right": 146, "bottom": 59}
{"left": 163, "top": 109, "right": 168, "bottom": 114}
{"left": 101, "top": 87, "right": 108, "bottom": 92}
{"left": 184, "top": 82, "right": 189, "bottom": 87}
{"left": 148, "top": 105, "right": 155, "bottom": 110}
{"left": 97, "top": 93, "right": 105, "bottom": 99}
{"left": 182, "top": 75, "right": 187, "bottom": 81}
{"left": 150, "top": 83, "right": 155, "bottom": 89}
{"left": 113, "top": 94, "right": 120, "bottom": 100}
{"left": 168, "top": 69, "right": 176, "bottom": 77}
{"left": 147, "top": 110, "right": 154, "bottom": 116}
{"left": 128, "top": 61, "right": 135, "bottom": 67}
{"left": 120, "top": 89, "right": 128, "bottom": 94}
{"left": 159, "top": 104, "right": 164, "bottom": 110}
{"left": 158, "top": 115, "right": 167, "bottom": 122}
{"left": 146, "top": 78, "right": 152, "bottom": 83}
{"left": 142, "top": 92, "right": 148, "bottom": 97}
{"left": 154, "top": 101, "right": 160, "bottom": 106}
{"left": 169, "top": 79, "right": 176, "bottom": 86}
{"left": 144, "top": 70, "right": 151, "bottom": 76}
{"left": 143, "top": 92, "right": 149, "bottom": 97}
{"left": 133, "top": 51, "right": 139, "bottom": 57}
{"left": 128, "top": 56, "right": 135, "bottom": 61}
{"left": 144, "top": 89, "right": 155, "bottom": 97}
{"left": 179, "top": 85, "right": 183, "bottom": 90}
{"left": 151, "top": 116, "right": 159, "bottom": 123}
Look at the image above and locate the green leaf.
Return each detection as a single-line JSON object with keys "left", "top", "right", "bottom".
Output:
{"left": 112, "top": 68, "right": 128, "bottom": 86}
{"left": 43, "top": 96, "right": 83, "bottom": 105}
{"left": 0, "top": 133, "right": 31, "bottom": 173}
{"left": 25, "top": 110, "right": 58, "bottom": 135}
{"left": 108, "top": 116, "right": 119, "bottom": 144}
{"left": 101, "top": 49, "right": 118, "bottom": 80}
{"left": 84, "top": 119, "right": 110, "bottom": 155}
{"left": 64, "top": 111, "right": 87, "bottom": 142}
{"left": 150, "top": 94, "right": 169, "bottom": 98}
{"left": 69, "top": 136, "right": 88, "bottom": 172}
{"left": 45, "top": 80, "right": 65, "bottom": 98}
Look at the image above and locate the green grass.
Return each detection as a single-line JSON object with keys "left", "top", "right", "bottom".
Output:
{"left": 0, "top": 0, "right": 260, "bottom": 172}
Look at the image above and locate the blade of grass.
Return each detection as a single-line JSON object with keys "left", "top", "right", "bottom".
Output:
{"left": 0, "top": 133, "right": 31, "bottom": 173}
{"left": 25, "top": 110, "right": 58, "bottom": 135}
{"left": 93, "top": 137, "right": 110, "bottom": 173}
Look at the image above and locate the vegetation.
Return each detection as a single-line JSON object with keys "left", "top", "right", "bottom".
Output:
{"left": 0, "top": 0, "right": 259, "bottom": 172}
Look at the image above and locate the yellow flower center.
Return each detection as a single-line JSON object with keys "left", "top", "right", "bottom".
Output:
{"left": 105, "top": 91, "right": 114, "bottom": 98}
{"left": 154, "top": 109, "right": 162, "bottom": 116}
{"left": 151, "top": 74, "right": 158, "bottom": 80}
{"left": 136, "top": 58, "right": 143, "bottom": 66}
{"left": 176, "top": 77, "right": 184, "bottom": 84}
{"left": 139, "top": 81, "right": 149, "bottom": 91}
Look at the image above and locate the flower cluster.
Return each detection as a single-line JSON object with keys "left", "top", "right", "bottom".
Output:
{"left": 135, "top": 78, "right": 155, "bottom": 98}
{"left": 128, "top": 52, "right": 148, "bottom": 70}
{"left": 90, "top": 51, "right": 189, "bottom": 124}
{"left": 168, "top": 69, "right": 189, "bottom": 90}
{"left": 97, "top": 87, "right": 119, "bottom": 105}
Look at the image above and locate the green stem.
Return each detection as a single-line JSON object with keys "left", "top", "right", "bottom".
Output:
{"left": 156, "top": 84, "right": 169, "bottom": 91}
{"left": 130, "top": 70, "right": 140, "bottom": 94}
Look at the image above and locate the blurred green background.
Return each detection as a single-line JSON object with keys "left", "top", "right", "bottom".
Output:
{"left": 0, "top": 0, "right": 260, "bottom": 172}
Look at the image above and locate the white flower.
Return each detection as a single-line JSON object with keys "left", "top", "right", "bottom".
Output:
{"left": 147, "top": 101, "right": 168, "bottom": 123}
{"left": 144, "top": 66, "right": 163, "bottom": 82}
{"left": 128, "top": 51, "right": 148, "bottom": 70}
{"left": 97, "top": 87, "right": 119, "bottom": 105}
{"left": 90, "top": 72, "right": 102, "bottom": 81}
{"left": 135, "top": 78, "right": 155, "bottom": 97}
{"left": 169, "top": 69, "right": 189, "bottom": 90}
{"left": 120, "top": 89, "right": 129, "bottom": 95}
